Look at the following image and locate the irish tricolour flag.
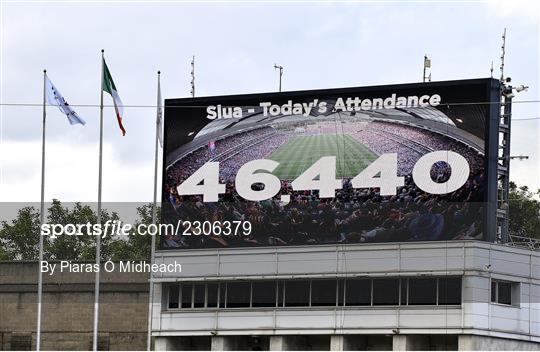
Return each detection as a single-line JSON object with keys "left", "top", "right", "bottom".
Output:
{"left": 102, "top": 59, "right": 126, "bottom": 136}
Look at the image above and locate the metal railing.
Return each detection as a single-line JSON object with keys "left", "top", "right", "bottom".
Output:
{"left": 507, "top": 234, "right": 540, "bottom": 251}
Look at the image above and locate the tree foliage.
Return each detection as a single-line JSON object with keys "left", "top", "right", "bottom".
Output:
{"left": 0, "top": 200, "right": 159, "bottom": 261}
{"left": 0, "top": 207, "right": 41, "bottom": 260}
{"left": 508, "top": 182, "right": 540, "bottom": 240}
{"left": 1, "top": 186, "right": 538, "bottom": 261}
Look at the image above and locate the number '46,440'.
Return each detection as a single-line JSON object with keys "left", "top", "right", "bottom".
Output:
{"left": 176, "top": 151, "right": 470, "bottom": 202}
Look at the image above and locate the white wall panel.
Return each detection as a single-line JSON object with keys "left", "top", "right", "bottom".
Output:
{"left": 151, "top": 241, "right": 540, "bottom": 342}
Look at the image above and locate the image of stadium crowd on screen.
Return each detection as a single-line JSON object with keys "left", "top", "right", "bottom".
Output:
{"left": 162, "top": 103, "right": 487, "bottom": 249}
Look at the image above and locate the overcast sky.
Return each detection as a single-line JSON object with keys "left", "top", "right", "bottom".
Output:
{"left": 0, "top": 0, "right": 538, "bottom": 203}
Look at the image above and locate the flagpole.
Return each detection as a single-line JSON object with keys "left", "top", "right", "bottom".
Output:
{"left": 147, "top": 70, "right": 161, "bottom": 351}
{"left": 36, "top": 69, "right": 47, "bottom": 352}
{"left": 93, "top": 49, "right": 105, "bottom": 352}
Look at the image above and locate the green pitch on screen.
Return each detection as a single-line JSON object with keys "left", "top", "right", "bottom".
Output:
{"left": 268, "top": 134, "right": 377, "bottom": 180}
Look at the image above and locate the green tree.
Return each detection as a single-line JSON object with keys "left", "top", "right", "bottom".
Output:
{"left": 0, "top": 200, "right": 158, "bottom": 261}
{"left": 107, "top": 204, "right": 160, "bottom": 261}
{"left": 0, "top": 245, "right": 9, "bottom": 260}
{"left": 508, "top": 182, "right": 540, "bottom": 240}
{"left": 44, "top": 200, "right": 87, "bottom": 260}
{"left": 0, "top": 206, "right": 41, "bottom": 260}
{"left": 129, "top": 204, "right": 160, "bottom": 260}
{"left": 45, "top": 200, "right": 125, "bottom": 260}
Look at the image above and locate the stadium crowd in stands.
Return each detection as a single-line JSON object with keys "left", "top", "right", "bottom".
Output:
{"left": 351, "top": 121, "right": 483, "bottom": 176}
{"left": 219, "top": 133, "right": 293, "bottom": 180}
{"left": 163, "top": 120, "right": 486, "bottom": 249}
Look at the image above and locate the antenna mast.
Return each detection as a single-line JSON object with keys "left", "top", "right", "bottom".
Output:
{"left": 190, "top": 56, "right": 195, "bottom": 97}
{"left": 423, "top": 54, "right": 432, "bottom": 82}
{"left": 500, "top": 28, "right": 506, "bottom": 81}
{"left": 497, "top": 28, "right": 511, "bottom": 244}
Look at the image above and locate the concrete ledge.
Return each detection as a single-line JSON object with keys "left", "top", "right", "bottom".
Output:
{"left": 458, "top": 335, "right": 540, "bottom": 351}
{"left": 0, "top": 283, "right": 149, "bottom": 293}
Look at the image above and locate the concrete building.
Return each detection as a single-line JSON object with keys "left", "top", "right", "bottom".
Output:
{"left": 0, "top": 262, "right": 149, "bottom": 350}
{"left": 150, "top": 240, "right": 540, "bottom": 350}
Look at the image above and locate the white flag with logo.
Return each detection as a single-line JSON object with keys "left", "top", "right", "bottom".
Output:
{"left": 45, "top": 75, "right": 86, "bottom": 125}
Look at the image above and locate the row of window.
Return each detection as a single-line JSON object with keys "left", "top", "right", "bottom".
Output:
{"left": 166, "top": 277, "right": 462, "bottom": 309}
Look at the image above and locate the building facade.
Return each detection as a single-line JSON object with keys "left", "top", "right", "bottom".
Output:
{"left": 151, "top": 240, "right": 540, "bottom": 350}
{"left": 0, "top": 262, "right": 149, "bottom": 351}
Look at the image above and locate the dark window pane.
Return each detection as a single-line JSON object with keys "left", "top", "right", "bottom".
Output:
{"left": 285, "top": 281, "right": 310, "bottom": 307}
{"left": 408, "top": 278, "right": 437, "bottom": 305}
{"left": 219, "top": 283, "right": 226, "bottom": 308}
{"left": 181, "top": 283, "right": 193, "bottom": 308}
{"left": 277, "top": 281, "right": 284, "bottom": 307}
{"left": 491, "top": 281, "right": 497, "bottom": 302}
{"left": 311, "top": 280, "right": 337, "bottom": 306}
{"left": 252, "top": 281, "right": 277, "bottom": 307}
{"left": 168, "top": 284, "right": 179, "bottom": 309}
{"left": 11, "top": 334, "right": 32, "bottom": 351}
{"left": 438, "top": 278, "right": 462, "bottom": 305}
{"left": 345, "top": 279, "right": 371, "bottom": 306}
{"left": 337, "top": 280, "right": 345, "bottom": 306}
{"left": 400, "top": 279, "right": 407, "bottom": 305}
{"left": 373, "top": 279, "right": 399, "bottom": 305}
{"left": 207, "top": 283, "right": 218, "bottom": 308}
{"left": 193, "top": 284, "right": 205, "bottom": 308}
{"left": 227, "top": 282, "right": 251, "bottom": 308}
{"left": 497, "top": 282, "right": 512, "bottom": 305}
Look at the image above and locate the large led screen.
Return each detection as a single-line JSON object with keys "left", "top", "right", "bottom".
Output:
{"left": 161, "top": 79, "right": 499, "bottom": 249}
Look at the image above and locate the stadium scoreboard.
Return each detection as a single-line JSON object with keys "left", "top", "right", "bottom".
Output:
{"left": 162, "top": 79, "right": 500, "bottom": 250}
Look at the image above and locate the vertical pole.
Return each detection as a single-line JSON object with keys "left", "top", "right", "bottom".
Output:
{"left": 274, "top": 64, "right": 283, "bottom": 92}
{"left": 423, "top": 54, "right": 427, "bottom": 83}
{"left": 190, "top": 56, "right": 195, "bottom": 98}
{"left": 500, "top": 28, "right": 506, "bottom": 82}
{"left": 36, "top": 69, "right": 47, "bottom": 351}
{"left": 279, "top": 67, "right": 282, "bottom": 92}
{"left": 93, "top": 50, "right": 105, "bottom": 351}
{"left": 147, "top": 71, "right": 161, "bottom": 351}
{"left": 496, "top": 29, "right": 510, "bottom": 243}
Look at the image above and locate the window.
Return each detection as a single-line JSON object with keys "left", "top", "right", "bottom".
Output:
{"left": 181, "top": 283, "right": 193, "bottom": 308}
{"left": 400, "top": 279, "right": 407, "bottom": 305}
{"left": 345, "top": 279, "right": 371, "bottom": 306}
{"left": 311, "top": 280, "right": 337, "bottom": 306}
{"left": 408, "top": 278, "right": 437, "bottom": 305}
{"left": 168, "top": 284, "right": 179, "bottom": 309}
{"left": 165, "top": 276, "right": 462, "bottom": 310}
{"left": 337, "top": 279, "right": 345, "bottom": 306}
{"left": 11, "top": 334, "right": 32, "bottom": 351}
{"left": 252, "top": 281, "right": 277, "bottom": 307}
{"left": 491, "top": 280, "right": 517, "bottom": 306}
{"left": 207, "top": 283, "right": 219, "bottom": 308}
{"left": 193, "top": 284, "right": 205, "bottom": 308}
{"left": 438, "top": 278, "right": 462, "bottom": 305}
{"left": 98, "top": 335, "right": 110, "bottom": 351}
{"left": 372, "top": 279, "right": 399, "bottom": 305}
{"left": 498, "top": 282, "right": 512, "bottom": 305}
{"left": 226, "top": 282, "right": 251, "bottom": 308}
{"left": 285, "top": 280, "right": 310, "bottom": 307}
{"left": 219, "top": 283, "right": 226, "bottom": 308}
{"left": 87, "top": 335, "right": 109, "bottom": 351}
{"left": 277, "top": 281, "right": 284, "bottom": 307}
